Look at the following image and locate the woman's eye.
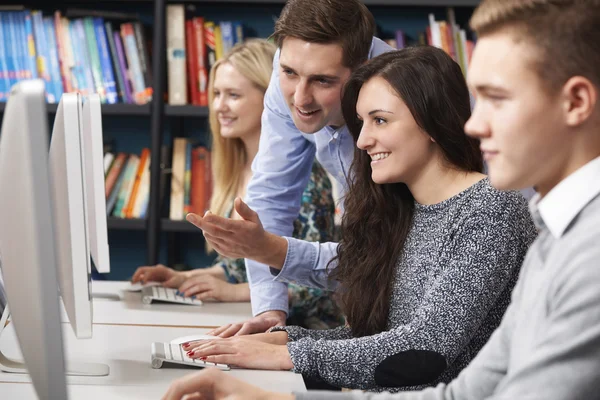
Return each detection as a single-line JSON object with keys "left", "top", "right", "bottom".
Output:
{"left": 374, "top": 117, "right": 386, "bottom": 125}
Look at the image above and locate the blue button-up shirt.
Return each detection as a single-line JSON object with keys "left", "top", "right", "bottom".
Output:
{"left": 245, "top": 37, "right": 393, "bottom": 316}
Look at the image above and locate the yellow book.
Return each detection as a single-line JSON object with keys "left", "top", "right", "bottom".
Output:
{"left": 214, "top": 25, "right": 224, "bottom": 60}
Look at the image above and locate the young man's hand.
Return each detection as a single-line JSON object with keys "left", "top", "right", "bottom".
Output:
{"left": 162, "top": 368, "right": 294, "bottom": 400}
{"left": 186, "top": 198, "right": 288, "bottom": 270}
{"left": 206, "top": 310, "right": 287, "bottom": 337}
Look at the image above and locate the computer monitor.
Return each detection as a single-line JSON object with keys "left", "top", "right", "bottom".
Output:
{"left": 49, "top": 92, "right": 94, "bottom": 339}
{"left": 82, "top": 94, "right": 110, "bottom": 274}
{"left": 0, "top": 79, "right": 68, "bottom": 399}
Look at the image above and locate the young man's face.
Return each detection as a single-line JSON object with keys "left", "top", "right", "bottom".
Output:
{"left": 279, "top": 37, "right": 353, "bottom": 134}
{"left": 465, "top": 30, "right": 566, "bottom": 195}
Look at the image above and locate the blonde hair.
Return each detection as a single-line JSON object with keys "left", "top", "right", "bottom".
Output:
{"left": 208, "top": 39, "right": 276, "bottom": 220}
{"left": 470, "top": 0, "right": 600, "bottom": 92}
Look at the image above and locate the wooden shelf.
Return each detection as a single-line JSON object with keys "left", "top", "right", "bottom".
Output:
{"left": 107, "top": 217, "right": 201, "bottom": 233}
{"left": 107, "top": 217, "right": 146, "bottom": 230}
{"left": 0, "top": 102, "right": 209, "bottom": 117}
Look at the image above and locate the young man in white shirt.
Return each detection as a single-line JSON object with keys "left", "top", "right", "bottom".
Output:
{"left": 162, "top": 0, "right": 600, "bottom": 398}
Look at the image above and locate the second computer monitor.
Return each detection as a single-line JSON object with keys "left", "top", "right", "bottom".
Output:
{"left": 82, "top": 94, "right": 110, "bottom": 274}
{"left": 49, "top": 92, "right": 93, "bottom": 339}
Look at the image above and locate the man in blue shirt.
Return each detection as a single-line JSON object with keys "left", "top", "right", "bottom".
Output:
{"left": 186, "top": 0, "right": 392, "bottom": 335}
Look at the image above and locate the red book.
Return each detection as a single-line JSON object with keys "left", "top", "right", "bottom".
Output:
{"left": 185, "top": 20, "right": 200, "bottom": 105}
{"left": 193, "top": 17, "right": 208, "bottom": 106}
{"left": 190, "top": 147, "right": 211, "bottom": 214}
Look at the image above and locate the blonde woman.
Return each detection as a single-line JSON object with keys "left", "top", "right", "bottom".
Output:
{"left": 133, "top": 39, "right": 343, "bottom": 330}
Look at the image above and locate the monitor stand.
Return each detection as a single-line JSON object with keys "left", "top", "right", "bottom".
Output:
{"left": 0, "top": 306, "right": 110, "bottom": 376}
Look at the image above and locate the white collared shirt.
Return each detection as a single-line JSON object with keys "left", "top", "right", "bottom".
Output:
{"left": 529, "top": 156, "right": 600, "bottom": 238}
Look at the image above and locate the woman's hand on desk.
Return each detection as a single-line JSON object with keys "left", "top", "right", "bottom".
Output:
{"left": 186, "top": 198, "right": 288, "bottom": 270}
{"left": 178, "top": 276, "right": 250, "bottom": 302}
{"left": 131, "top": 264, "right": 187, "bottom": 288}
{"left": 183, "top": 336, "right": 294, "bottom": 370}
{"left": 162, "top": 368, "right": 294, "bottom": 400}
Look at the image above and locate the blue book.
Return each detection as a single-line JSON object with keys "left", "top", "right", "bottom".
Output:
{"left": 32, "top": 11, "right": 55, "bottom": 102}
{"left": 44, "top": 17, "right": 64, "bottom": 102}
{"left": 23, "top": 11, "right": 38, "bottom": 80}
{"left": 232, "top": 21, "right": 243, "bottom": 45}
{"left": 6, "top": 13, "right": 18, "bottom": 92}
{"left": 0, "top": 13, "right": 8, "bottom": 100}
{"left": 14, "top": 12, "right": 27, "bottom": 82}
{"left": 71, "top": 19, "right": 95, "bottom": 96}
{"left": 67, "top": 21, "right": 86, "bottom": 94}
{"left": 93, "top": 18, "right": 118, "bottom": 104}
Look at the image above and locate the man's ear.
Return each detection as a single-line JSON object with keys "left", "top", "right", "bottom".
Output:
{"left": 562, "top": 76, "right": 597, "bottom": 127}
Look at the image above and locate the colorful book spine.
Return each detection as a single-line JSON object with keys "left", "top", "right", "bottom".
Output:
{"left": 183, "top": 141, "right": 192, "bottom": 214}
{"left": 83, "top": 17, "right": 106, "bottom": 102}
{"left": 166, "top": 5, "right": 187, "bottom": 105}
{"left": 3, "top": 13, "right": 16, "bottom": 93}
{"left": 193, "top": 17, "right": 208, "bottom": 106}
{"left": 133, "top": 21, "right": 153, "bottom": 101}
{"left": 219, "top": 21, "right": 234, "bottom": 56}
{"left": 23, "top": 11, "right": 37, "bottom": 80}
{"left": 232, "top": 21, "right": 243, "bottom": 45}
{"left": 32, "top": 11, "right": 54, "bottom": 102}
{"left": 60, "top": 17, "right": 78, "bottom": 93}
{"left": 0, "top": 14, "right": 7, "bottom": 100}
{"left": 113, "top": 30, "right": 133, "bottom": 104}
{"left": 73, "top": 19, "right": 96, "bottom": 97}
{"left": 44, "top": 17, "right": 64, "bottom": 102}
{"left": 185, "top": 19, "right": 199, "bottom": 105}
{"left": 53, "top": 11, "right": 72, "bottom": 94}
{"left": 93, "top": 18, "right": 118, "bottom": 104}
{"left": 204, "top": 21, "right": 216, "bottom": 70}
{"left": 104, "top": 22, "right": 126, "bottom": 103}
{"left": 121, "top": 23, "right": 147, "bottom": 104}
{"left": 16, "top": 12, "right": 29, "bottom": 81}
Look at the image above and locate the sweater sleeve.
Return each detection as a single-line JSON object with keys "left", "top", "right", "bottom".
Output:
{"left": 271, "top": 325, "right": 353, "bottom": 342}
{"left": 286, "top": 204, "right": 533, "bottom": 390}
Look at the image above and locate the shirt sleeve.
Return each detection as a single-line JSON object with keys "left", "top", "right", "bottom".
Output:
{"left": 245, "top": 49, "right": 316, "bottom": 316}
{"left": 286, "top": 205, "right": 530, "bottom": 390}
{"left": 271, "top": 325, "right": 352, "bottom": 342}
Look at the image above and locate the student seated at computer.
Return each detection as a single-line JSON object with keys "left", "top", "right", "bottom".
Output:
{"left": 132, "top": 39, "right": 344, "bottom": 330}
{"left": 177, "top": 47, "right": 537, "bottom": 391}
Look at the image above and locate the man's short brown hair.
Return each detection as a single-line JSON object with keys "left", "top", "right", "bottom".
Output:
{"left": 272, "top": 0, "right": 376, "bottom": 70}
{"left": 470, "top": 0, "right": 600, "bottom": 92}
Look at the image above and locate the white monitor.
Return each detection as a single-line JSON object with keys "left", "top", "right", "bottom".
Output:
{"left": 49, "top": 92, "right": 93, "bottom": 339}
{"left": 82, "top": 94, "right": 110, "bottom": 274}
{"left": 0, "top": 80, "right": 68, "bottom": 399}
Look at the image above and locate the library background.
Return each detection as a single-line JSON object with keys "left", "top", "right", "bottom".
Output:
{"left": 0, "top": 0, "right": 479, "bottom": 281}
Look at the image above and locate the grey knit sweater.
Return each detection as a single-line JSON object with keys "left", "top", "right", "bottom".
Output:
{"left": 273, "top": 179, "right": 537, "bottom": 392}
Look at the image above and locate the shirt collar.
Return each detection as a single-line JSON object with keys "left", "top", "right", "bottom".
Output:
{"left": 529, "top": 156, "right": 600, "bottom": 238}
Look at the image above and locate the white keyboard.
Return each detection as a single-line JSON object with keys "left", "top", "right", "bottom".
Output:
{"left": 141, "top": 286, "right": 203, "bottom": 305}
{"left": 151, "top": 342, "right": 230, "bottom": 370}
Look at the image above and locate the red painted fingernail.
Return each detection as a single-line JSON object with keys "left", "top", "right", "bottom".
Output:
{"left": 182, "top": 342, "right": 190, "bottom": 348}
{"left": 187, "top": 351, "right": 194, "bottom": 356}
{"left": 200, "top": 357, "right": 207, "bottom": 361}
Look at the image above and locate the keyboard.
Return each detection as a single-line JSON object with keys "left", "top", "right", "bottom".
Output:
{"left": 151, "top": 342, "right": 230, "bottom": 370}
{"left": 141, "top": 286, "right": 203, "bottom": 305}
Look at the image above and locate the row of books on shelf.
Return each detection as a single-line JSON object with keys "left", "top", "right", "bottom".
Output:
{"left": 166, "top": 4, "right": 244, "bottom": 106}
{"left": 0, "top": 6, "right": 244, "bottom": 107}
{"left": 104, "top": 139, "right": 212, "bottom": 221}
{"left": 0, "top": 9, "right": 152, "bottom": 104}
{"left": 385, "top": 9, "right": 475, "bottom": 78}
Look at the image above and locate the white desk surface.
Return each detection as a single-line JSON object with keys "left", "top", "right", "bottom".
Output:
{"left": 0, "top": 323, "right": 306, "bottom": 397}
{"left": 62, "top": 280, "right": 253, "bottom": 328}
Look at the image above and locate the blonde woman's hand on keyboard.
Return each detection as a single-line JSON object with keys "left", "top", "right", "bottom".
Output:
{"left": 184, "top": 336, "right": 294, "bottom": 370}
{"left": 178, "top": 276, "right": 250, "bottom": 302}
{"left": 162, "top": 368, "right": 294, "bottom": 400}
{"left": 131, "top": 264, "right": 187, "bottom": 288}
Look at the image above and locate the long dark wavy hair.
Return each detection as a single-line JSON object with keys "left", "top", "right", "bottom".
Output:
{"left": 331, "top": 47, "right": 484, "bottom": 337}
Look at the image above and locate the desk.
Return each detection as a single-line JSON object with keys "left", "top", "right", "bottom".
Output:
{"left": 0, "top": 323, "right": 306, "bottom": 397}
{"left": 62, "top": 281, "right": 254, "bottom": 328}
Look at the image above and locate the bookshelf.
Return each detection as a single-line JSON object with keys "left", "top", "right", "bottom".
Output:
{"left": 0, "top": 0, "right": 478, "bottom": 279}
{"left": 0, "top": 102, "right": 208, "bottom": 116}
